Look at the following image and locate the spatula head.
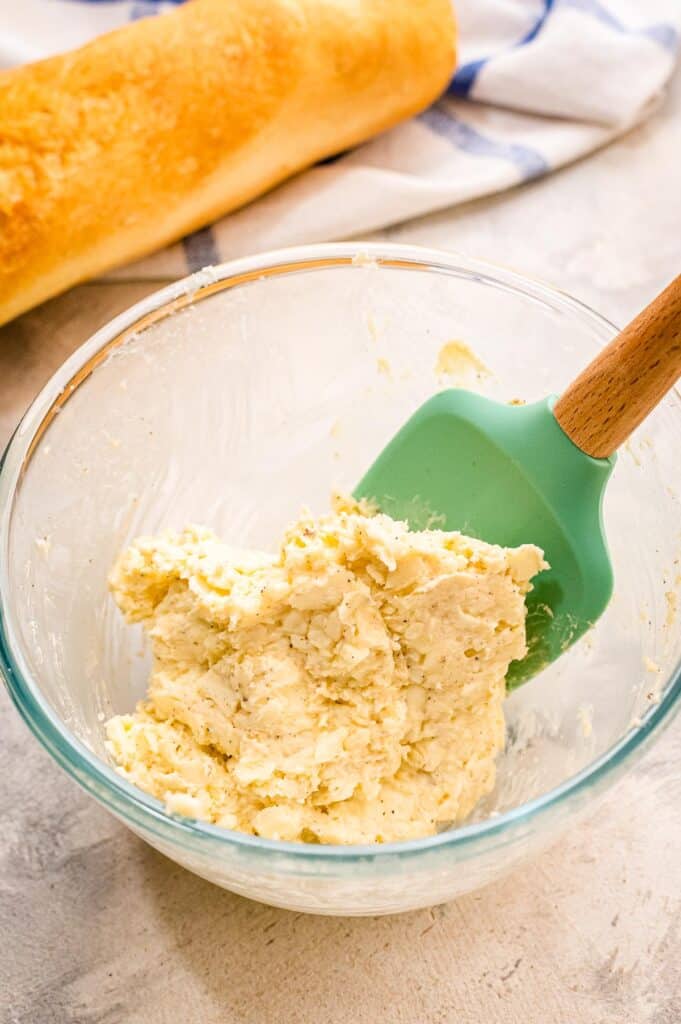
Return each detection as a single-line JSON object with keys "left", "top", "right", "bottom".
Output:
{"left": 354, "top": 391, "right": 615, "bottom": 686}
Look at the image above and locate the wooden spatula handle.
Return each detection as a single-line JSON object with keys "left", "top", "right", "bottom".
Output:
{"left": 554, "top": 274, "right": 681, "bottom": 458}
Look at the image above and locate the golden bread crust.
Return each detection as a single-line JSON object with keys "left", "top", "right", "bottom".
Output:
{"left": 0, "top": 0, "right": 456, "bottom": 324}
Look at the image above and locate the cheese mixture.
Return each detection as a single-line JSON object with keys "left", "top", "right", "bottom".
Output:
{"left": 106, "top": 498, "right": 545, "bottom": 844}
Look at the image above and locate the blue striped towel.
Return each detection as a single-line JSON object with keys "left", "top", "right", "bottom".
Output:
{"left": 2, "top": 0, "right": 679, "bottom": 277}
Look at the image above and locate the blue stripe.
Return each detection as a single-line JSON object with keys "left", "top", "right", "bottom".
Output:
{"left": 563, "top": 0, "right": 679, "bottom": 54}
{"left": 128, "top": 0, "right": 181, "bottom": 17}
{"left": 129, "top": 2, "right": 157, "bottom": 18}
{"left": 450, "top": 0, "right": 555, "bottom": 97}
{"left": 450, "top": 0, "right": 677, "bottom": 99}
{"left": 420, "top": 107, "right": 549, "bottom": 181}
{"left": 182, "top": 227, "right": 220, "bottom": 272}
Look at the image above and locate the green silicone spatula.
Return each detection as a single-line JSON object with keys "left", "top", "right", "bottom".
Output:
{"left": 355, "top": 274, "right": 681, "bottom": 687}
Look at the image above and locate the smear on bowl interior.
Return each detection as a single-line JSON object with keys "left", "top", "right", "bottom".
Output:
{"left": 106, "top": 496, "right": 546, "bottom": 844}
{"left": 435, "top": 339, "right": 490, "bottom": 383}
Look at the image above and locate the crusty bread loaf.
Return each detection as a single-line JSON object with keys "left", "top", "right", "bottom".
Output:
{"left": 0, "top": 0, "right": 455, "bottom": 326}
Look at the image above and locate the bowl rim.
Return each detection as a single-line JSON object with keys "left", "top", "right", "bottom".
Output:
{"left": 1, "top": 240, "right": 680, "bottom": 863}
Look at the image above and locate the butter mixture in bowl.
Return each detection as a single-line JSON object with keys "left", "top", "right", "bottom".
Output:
{"left": 106, "top": 497, "right": 546, "bottom": 844}
{"left": 4, "top": 244, "right": 680, "bottom": 912}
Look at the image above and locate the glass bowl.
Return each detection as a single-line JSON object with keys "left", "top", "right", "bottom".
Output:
{"left": 1, "top": 243, "right": 680, "bottom": 916}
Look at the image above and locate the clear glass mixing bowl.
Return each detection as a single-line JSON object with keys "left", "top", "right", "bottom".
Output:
{"left": 1, "top": 243, "right": 680, "bottom": 916}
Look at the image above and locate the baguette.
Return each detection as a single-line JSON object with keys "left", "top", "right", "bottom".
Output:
{"left": 0, "top": 0, "right": 455, "bottom": 326}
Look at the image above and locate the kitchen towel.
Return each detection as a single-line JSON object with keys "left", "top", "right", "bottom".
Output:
{"left": 2, "top": 0, "right": 679, "bottom": 278}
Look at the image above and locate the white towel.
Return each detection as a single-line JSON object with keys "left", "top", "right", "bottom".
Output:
{"left": 2, "top": 0, "right": 679, "bottom": 278}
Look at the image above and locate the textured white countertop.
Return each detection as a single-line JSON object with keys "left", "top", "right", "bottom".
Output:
{"left": 1, "top": 69, "right": 680, "bottom": 1024}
